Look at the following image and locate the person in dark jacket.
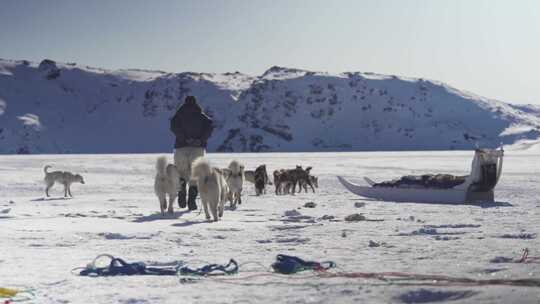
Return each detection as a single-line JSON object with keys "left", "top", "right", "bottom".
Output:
{"left": 170, "top": 96, "right": 214, "bottom": 210}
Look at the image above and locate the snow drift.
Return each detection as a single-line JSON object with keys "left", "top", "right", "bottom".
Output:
{"left": 1, "top": 58, "right": 539, "bottom": 154}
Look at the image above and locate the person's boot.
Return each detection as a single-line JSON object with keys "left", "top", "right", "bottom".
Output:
{"left": 178, "top": 179, "right": 187, "bottom": 208}
{"left": 187, "top": 185, "right": 198, "bottom": 211}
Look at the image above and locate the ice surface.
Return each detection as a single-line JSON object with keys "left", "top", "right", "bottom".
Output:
{"left": 0, "top": 151, "right": 539, "bottom": 303}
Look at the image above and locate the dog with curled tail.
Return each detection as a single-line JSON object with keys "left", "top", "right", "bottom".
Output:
{"left": 191, "top": 158, "right": 228, "bottom": 222}
{"left": 220, "top": 160, "right": 244, "bottom": 208}
{"left": 154, "top": 156, "right": 180, "bottom": 215}
{"left": 43, "top": 165, "right": 85, "bottom": 197}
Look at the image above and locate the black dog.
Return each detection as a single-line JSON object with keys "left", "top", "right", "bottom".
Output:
{"left": 254, "top": 165, "right": 269, "bottom": 196}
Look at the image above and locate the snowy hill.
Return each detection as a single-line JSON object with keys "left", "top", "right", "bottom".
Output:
{"left": 1, "top": 58, "right": 539, "bottom": 154}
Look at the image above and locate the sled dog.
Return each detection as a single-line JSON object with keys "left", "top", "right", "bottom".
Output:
{"left": 273, "top": 170, "right": 282, "bottom": 195}
{"left": 154, "top": 156, "right": 180, "bottom": 215}
{"left": 192, "top": 158, "right": 228, "bottom": 221}
{"left": 43, "top": 165, "right": 85, "bottom": 197}
{"left": 254, "top": 165, "right": 269, "bottom": 196}
{"left": 302, "top": 175, "right": 318, "bottom": 193}
{"left": 222, "top": 160, "right": 244, "bottom": 208}
{"left": 275, "top": 166, "right": 315, "bottom": 195}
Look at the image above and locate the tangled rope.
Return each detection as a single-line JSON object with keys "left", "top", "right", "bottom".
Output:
{"left": 271, "top": 254, "right": 336, "bottom": 274}
{"left": 77, "top": 254, "right": 180, "bottom": 276}
{"left": 74, "top": 253, "right": 540, "bottom": 288}
{"left": 178, "top": 259, "right": 238, "bottom": 276}
{"left": 76, "top": 254, "right": 238, "bottom": 278}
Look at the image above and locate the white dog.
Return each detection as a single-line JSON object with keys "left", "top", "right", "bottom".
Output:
{"left": 154, "top": 156, "right": 180, "bottom": 216}
{"left": 43, "top": 165, "right": 85, "bottom": 197}
{"left": 191, "top": 158, "right": 228, "bottom": 222}
{"left": 222, "top": 160, "right": 244, "bottom": 208}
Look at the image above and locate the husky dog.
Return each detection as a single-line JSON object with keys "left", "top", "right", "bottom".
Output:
{"left": 254, "top": 165, "right": 269, "bottom": 196}
{"left": 273, "top": 170, "right": 283, "bottom": 195}
{"left": 191, "top": 158, "right": 228, "bottom": 221}
{"left": 222, "top": 160, "right": 244, "bottom": 208}
{"left": 43, "top": 165, "right": 85, "bottom": 197}
{"left": 275, "top": 169, "right": 296, "bottom": 195}
{"left": 273, "top": 169, "right": 291, "bottom": 195}
{"left": 274, "top": 166, "right": 315, "bottom": 195}
{"left": 292, "top": 166, "right": 315, "bottom": 194}
{"left": 154, "top": 156, "right": 180, "bottom": 216}
{"left": 301, "top": 175, "right": 318, "bottom": 193}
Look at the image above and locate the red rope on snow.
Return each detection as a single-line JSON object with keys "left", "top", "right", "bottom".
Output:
{"left": 516, "top": 248, "right": 540, "bottom": 263}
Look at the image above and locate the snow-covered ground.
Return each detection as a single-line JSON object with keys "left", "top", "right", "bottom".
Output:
{"left": 1, "top": 151, "right": 540, "bottom": 303}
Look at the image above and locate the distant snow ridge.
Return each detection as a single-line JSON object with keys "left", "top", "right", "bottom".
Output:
{"left": 0, "top": 58, "right": 539, "bottom": 154}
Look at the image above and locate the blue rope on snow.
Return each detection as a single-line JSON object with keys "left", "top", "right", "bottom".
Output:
{"left": 77, "top": 254, "right": 238, "bottom": 277}
{"left": 77, "top": 254, "right": 332, "bottom": 278}
{"left": 271, "top": 254, "right": 336, "bottom": 274}
{"left": 178, "top": 259, "right": 239, "bottom": 276}
{"left": 78, "top": 254, "right": 180, "bottom": 277}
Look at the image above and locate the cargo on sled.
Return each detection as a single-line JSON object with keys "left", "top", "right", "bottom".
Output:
{"left": 338, "top": 148, "right": 504, "bottom": 204}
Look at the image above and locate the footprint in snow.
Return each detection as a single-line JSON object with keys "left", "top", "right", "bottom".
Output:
{"left": 473, "top": 268, "right": 506, "bottom": 274}
{"left": 256, "top": 237, "right": 310, "bottom": 245}
{"left": 498, "top": 233, "right": 536, "bottom": 239}
{"left": 98, "top": 232, "right": 160, "bottom": 240}
{"left": 270, "top": 224, "right": 310, "bottom": 231}
{"left": 62, "top": 212, "right": 87, "bottom": 218}
{"left": 433, "top": 235, "right": 460, "bottom": 241}
{"left": 425, "top": 224, "right": 481, "bottom": 229}
{"left": 397, "top": 227, "right": 466, "bottom": 236}
{"left": 397, "top": 289, "right": 479, "bottom": 303}
{"left": 207, "top": 228, "right": 243, "bottom": 232}
{"left": 275, "top": 237, "right": 310, "bottom": 244}
{"left": 119, "top": 299, "right": 151, "bottom": 304}
{"left": 256, "top": 239, "right": 273, "bottom": 244}
{"left": 281, "top": 209, "right": 315, "bottom": 223}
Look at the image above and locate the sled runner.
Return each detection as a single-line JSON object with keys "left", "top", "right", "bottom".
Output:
{"left": 338, "top": 148, "right": 504, "bottom": 204}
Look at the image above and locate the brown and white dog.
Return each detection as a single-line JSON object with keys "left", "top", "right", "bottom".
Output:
{"left": 43, "top": 165, "right": 85, "bottom": 197}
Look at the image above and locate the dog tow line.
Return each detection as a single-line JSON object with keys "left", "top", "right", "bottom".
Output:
{"left": 75, "top": 253, "right": 540, "bottom": 288}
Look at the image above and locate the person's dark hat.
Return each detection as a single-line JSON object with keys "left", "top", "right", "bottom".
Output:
{"left": 185, "top": 96, "right": 197, "bottom": 105}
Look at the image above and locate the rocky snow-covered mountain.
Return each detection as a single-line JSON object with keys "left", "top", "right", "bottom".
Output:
{"left": 1, "top": 58, "right": 539, "bottom": 154}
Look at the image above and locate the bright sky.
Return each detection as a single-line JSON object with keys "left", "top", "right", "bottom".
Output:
{"left": 1, "top": 0, "right": 539, "bottom": 104}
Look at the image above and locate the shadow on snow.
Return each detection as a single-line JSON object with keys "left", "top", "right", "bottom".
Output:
{"left": 355, "top": 198, "right": 513, "bottom": 208}
{"left": 31, "top": 197, "right": 73, "bottom": 202}
{"left": 132, "top": 210, "right": 195, "bottom": 223}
